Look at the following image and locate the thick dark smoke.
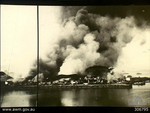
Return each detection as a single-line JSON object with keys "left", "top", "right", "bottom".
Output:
{"left": 27, "top": 6, "right": 150, "bottom": 80}
{"left": 58, "top": 8, "right": 136, "bottom": 75}
{"left": 62, "top": 6, "right": 150, "bottom": 23}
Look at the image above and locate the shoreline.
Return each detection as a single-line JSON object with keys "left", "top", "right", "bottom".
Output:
{"left": 1, "top": 84, "right": 132, "bottom": 90}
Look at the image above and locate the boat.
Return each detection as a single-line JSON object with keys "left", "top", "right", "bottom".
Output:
{"left": 133, "top": 81, "right": 145, "bottom": 85}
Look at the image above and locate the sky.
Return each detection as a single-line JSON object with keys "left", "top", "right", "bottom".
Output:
{"left": 1, "top": 5, "right": 62, "bottom": 79}
{"left": 1, "top": 5, "right": 37, "bottom": 79}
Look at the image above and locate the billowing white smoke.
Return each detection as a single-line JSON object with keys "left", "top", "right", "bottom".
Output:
{"left": 59, "top": 33, "right": 100, "bottom": 74}
{"left": 114, "top": 26, "right": 150, "bottom": 76}
{"left": 37, "top": 7, "right": 150, "bottom": 78}
{"left": 56, "top": 13, "right": 136, "bottom": 75}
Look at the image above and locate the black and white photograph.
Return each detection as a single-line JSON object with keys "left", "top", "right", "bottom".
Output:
{"left": 0, "top": 2, "right": 150, "bottom": 110}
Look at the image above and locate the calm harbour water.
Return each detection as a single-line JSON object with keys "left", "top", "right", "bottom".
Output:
{"left": 1, "top": 83, "right": 150, "bottom": 107}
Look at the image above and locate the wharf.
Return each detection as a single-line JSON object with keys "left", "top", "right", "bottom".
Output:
{"left": 1, "top": 84, "right": 132, "bottom": 91}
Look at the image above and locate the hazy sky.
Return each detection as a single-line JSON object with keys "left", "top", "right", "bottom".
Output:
{"left": 1, "top": 5, "right": 37, "bottom": 78}
{"left": 1, "top": 5, "right": 62, "bottom": 79}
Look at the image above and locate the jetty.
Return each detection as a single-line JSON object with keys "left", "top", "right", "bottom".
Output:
{"left": 1, "top": 84, "right": 132, "bottom": 91}
{"left": 39, "top": 84, "right": 132, "bottom": 89}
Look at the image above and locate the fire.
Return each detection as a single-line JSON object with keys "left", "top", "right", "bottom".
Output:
{"left": 28, "top": 7, "right": 150, "bottom": 80}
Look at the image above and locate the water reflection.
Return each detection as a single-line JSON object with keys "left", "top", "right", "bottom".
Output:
{"left": 61, "top": 90, "right": 81, "bottom": 106}
{"left": 60, "top": 84, "right": 150, "bottom": 107}
{"left": 38, "top": 89, "right": 62, "bottom": 106}
{"left": 60, "top": 89, "right": 129, "bottom": 106}
{"left": 1, "top": 91, "right": 37, "bottom": 107}
{"left": 129, "top": 83, "right": 150, "bottom": 107}
{"left": 0, "top": 84, "right": 150, "bottom": 107}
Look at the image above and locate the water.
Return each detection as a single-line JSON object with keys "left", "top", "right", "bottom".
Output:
{"left": 1, "top": 83, "right": 150, "bottom": 107}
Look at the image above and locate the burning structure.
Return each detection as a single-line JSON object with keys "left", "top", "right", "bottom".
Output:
{"left": 85, "top": 66, "right": 113, "bottom": 78}
{"left": 23, "top": 6, "right": 150, "bottom": 83}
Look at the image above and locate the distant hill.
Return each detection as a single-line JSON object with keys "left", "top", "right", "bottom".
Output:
{"left": 0, "top": 71, "right": 6, "bottom": 75}
{"left": 0, "top": 71, "right": 13, "bottom": 82}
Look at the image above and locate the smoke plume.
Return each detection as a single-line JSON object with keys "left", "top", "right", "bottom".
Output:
{"left": 29, "top": 6, "right": 150, "bottom": 80}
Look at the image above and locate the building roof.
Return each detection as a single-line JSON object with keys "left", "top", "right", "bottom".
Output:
{"left": 85, "top": 65, "right": 111, "bottom": 77}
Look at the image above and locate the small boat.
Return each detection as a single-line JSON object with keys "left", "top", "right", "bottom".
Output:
{"left": 133, "top": 81, "right": 145, "bottom": 85}
{"left": 145, "top": 80, "right": 150, "bottom": 83}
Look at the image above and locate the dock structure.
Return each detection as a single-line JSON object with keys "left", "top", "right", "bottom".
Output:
{"left": 40, "top": 84, "right": 132, "bottom": 89}
{"left": 1, "top": 84, "right": 132, "bottom": 91}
